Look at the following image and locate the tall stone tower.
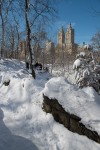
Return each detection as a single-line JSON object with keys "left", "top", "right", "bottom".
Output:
{"left": 57, "top": 23, "right": 78, "bottom": 54}
{"left": 65, "top": 23, "right": 77, "bottom": 54}
{"left": 66, "top": 23, "right": 74, "bottom": 45}
{"left": 57, "top": 26, "right": 65, "bottom": 48}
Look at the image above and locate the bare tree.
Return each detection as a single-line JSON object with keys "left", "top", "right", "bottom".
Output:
{"left": 91, "top": 31, "right": 100, "bottom": 51}
{"left": 0, "top": 0, "right": 13, "bottom": 58}
{"left": 11, "top": 12, "right": 20, "bottom": 59}
{"left": 0, "top": 0, "right": 57, "bottom": 77}
{"left": 24, "top": 0, "right": 35, "bottom": 78}
{"left": 24, "top": 0, "right": 56, "bottom": 78}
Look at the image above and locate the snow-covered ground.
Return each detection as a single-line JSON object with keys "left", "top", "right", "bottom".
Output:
{"left": 0, "top": 59, "right": 100, "bottom": 150}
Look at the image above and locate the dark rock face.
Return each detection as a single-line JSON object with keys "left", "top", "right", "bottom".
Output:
{"left": 43, "top": 95, "right": 100, "bottom": 144}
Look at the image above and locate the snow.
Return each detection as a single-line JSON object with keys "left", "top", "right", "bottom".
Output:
{"left": 73, "top": 52, "right": 86, "bottom": 70}
{"left": 0, "top": 107, "right": 38, "bottom": 150}
{"left": 80, "top": 52, "right": 86, "bottom": 57}
{"left": 0, "top": 59, "right": 100, "bottom": 150}
{"left": 73, "top": 59, "right": 82, "bottom": 69}
{"left": 76, "top": 52, "right": 86, "bottom": 58}
{"left": 83, "top": 44, "right": 91, "bottom": 49}
{"left": 43, "top": 77, "right": 100, "bottom": 134}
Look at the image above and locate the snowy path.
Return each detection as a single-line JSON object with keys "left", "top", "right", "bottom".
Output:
{"left": 0, "top": 108, "right": 38, "bottom": 150}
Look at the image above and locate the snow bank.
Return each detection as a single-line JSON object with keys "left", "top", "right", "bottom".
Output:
{"left": 43, "top": 77, "right": 100, "bottom": 134}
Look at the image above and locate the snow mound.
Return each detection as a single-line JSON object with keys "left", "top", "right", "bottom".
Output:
{"left": 43, "top": 77, "right": 100, "bottom": 134}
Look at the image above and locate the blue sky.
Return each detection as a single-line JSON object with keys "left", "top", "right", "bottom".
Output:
{"left": 50, "top": 0, "right": 100, "bottom": 45}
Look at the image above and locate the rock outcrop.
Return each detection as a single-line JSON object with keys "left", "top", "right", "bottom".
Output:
{"left": 43, "top": 95, "right": 100, "bottom": 144}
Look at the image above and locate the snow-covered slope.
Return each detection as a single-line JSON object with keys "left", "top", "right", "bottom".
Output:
{"left": 0, "top": 59, "right": 100, "bottom": 150}
{"left": 43, "top": 77, "right": 100, "bottom": 134}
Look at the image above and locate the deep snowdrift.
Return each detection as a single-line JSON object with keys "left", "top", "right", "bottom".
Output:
{"left": 0, "top": 59, "right": 100, "bottom": 150}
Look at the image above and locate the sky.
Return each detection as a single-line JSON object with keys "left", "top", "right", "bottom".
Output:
{"left": 50, "top": 0, "right": 100, "bottom": 45}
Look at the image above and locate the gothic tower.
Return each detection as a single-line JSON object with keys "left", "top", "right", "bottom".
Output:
{"left": 65, "top": 23, "right": 77, "bottom": 54}
{"left": 66, "top": 23, "right": 74, "bottom": 45}
{"left": 57, "top": 23, "right": 78, "bottom": 54}
{"left": 57, "top": 26, "right": 65, "bottom": 48}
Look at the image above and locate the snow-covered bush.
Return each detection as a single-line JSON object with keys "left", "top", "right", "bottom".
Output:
{"left": 73, "top": 52, "right": 100, "bottom": 94}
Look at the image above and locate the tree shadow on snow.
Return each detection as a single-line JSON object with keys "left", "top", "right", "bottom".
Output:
{"left": 0, "top": 108, "right": 38, "bottom": 150}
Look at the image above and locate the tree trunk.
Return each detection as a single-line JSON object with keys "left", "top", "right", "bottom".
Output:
{"left": 25, "top": 0, "right": 35, "bottom": 78}
{"left": 1, "top": 17, "right": 5, "bottom": 58}
{"left": 16, "top": 25, "right": 20, "bottom": 59}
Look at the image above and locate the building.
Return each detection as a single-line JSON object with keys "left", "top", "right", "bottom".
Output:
{"left": 45, "top": 40, "right": 55, "bottom": 54}
{"left": 19, "top": 24, "right": 78, "bottom": 64}
{"left": 19, "top": 40, "right": 27, "bottom": 52}
{"left": 19, "top": 40, "right": 27, "bottom": 60}
{"left": 57, "top": 27, "right": 65, "bottom": 48}
{"left": 57, "top": 23, "right": 78, "bottom": 54}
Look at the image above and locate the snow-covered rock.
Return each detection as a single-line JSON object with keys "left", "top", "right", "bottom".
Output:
{"left": 43, "top": 77, "right": 100, "bottom": 134}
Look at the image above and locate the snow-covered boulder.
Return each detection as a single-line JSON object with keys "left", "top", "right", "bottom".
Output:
{"left": 43, "top": 77, "right": 100, "bottom": 137}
